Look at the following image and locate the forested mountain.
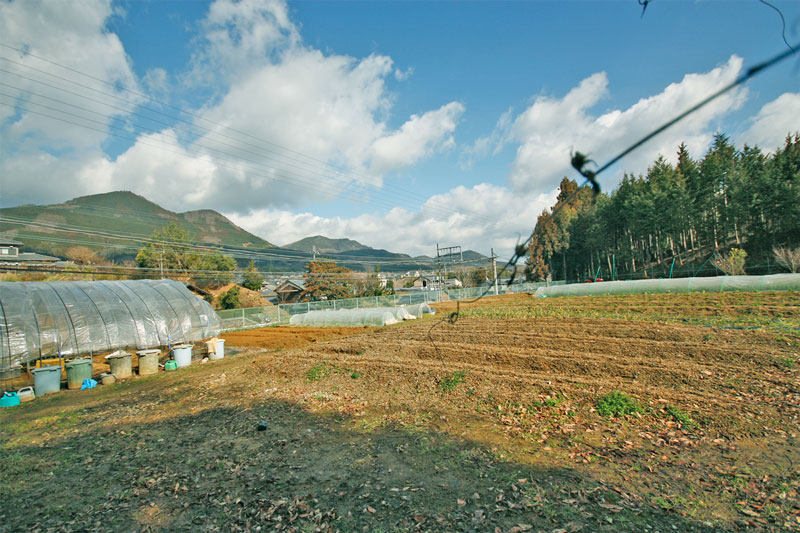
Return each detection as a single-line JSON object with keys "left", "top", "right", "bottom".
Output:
{"left": 526, "top": 133, "right": 800, "bottom": 282}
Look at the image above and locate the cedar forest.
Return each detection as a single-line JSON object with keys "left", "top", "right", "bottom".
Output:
{"left": 525, "top": 132, "right": 800, "bottom": 282}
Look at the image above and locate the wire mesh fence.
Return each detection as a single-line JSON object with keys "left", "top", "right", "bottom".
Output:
{"left": 217, "top": 281, "right": 564, "bottom": 331}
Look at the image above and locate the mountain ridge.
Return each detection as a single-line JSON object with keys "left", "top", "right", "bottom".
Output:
{"left": 0, "top": 191, "right": 488, "bottom": 272}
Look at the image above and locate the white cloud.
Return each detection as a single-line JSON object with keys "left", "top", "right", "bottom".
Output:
{"left": 462, "top": 106, "right": 514, "bottom": 167}
{"left": 193, "top": 0, "right": 300, "bottom": 83}
{"left": 369, "top": 102, "right": 464, "bottom": 176}
{"left": 739, "top": 92, "right": 800, "bottom": 151}
{"left": 88, "top": 1, "right": 464, "bottom": 213}
{"left": 1, "top": 0, "right": 465, "bottom": 214}
{"left": 0, "top": 0, "right": 140, "bottom": 203}
{"left": 487, "top": 56, "right": 748, "bottom": 194}
{"left": 227, "top": 183, "right": 557, "bottom": 258}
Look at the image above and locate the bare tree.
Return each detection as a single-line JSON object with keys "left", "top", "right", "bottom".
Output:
{"left": 773, "top": 246, "right": 800, "bottom": 273}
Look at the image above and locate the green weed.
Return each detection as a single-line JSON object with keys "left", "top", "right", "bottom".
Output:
{"left": 439, "top": 370, "right": 466, "bottom": 392}
{"left": 665, "top": 405, "right": 696, "bottom": 428}
{"left": 305, "top": 362, "right": 330, "bottom": 382}
{"left": 596, "top": 391, "right": 642, "bottom": 417}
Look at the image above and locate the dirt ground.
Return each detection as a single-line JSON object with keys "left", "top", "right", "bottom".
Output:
{"left": 1, "top": 291, "right": 798, "bottom": 532}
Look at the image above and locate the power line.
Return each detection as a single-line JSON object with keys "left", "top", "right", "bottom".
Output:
{"left": 0, "top": 47, "right": 503, "bottom": 226}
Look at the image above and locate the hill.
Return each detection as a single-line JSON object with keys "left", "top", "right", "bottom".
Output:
{"left": 0, "top": 191, "right": 275, "bottom": 263}
{"left": 0, "top": 191, "right": 489, "bottom": 273}
{"left": 284, "top": 235, "right": 369, "bottom": 254}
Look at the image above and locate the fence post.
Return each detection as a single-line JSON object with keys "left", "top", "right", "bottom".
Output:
{"left": 241, "top": 308, "right": 245, "bottom": 328}
{"left": 277, "top": 306, "right": 281, "bottom": 324}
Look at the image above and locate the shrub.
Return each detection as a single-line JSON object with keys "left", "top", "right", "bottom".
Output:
{"left": 596, "top": 391, "right": 642, "bottom": 416}
{"left": 713, "top": 248, "right": 747, "bottom": 276}
{"left": 219, "top": 286, "right": 241, "bottom": 310}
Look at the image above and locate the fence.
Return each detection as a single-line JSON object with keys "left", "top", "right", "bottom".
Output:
{"left": 217, "top": 281, "right": 564, "bottom": 332}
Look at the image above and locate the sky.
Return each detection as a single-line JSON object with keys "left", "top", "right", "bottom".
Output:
{"left": 1, "top": 0, "right": 799, "bottom": 260}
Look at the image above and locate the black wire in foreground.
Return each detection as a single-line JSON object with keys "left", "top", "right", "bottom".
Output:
{"left": 424, "top": 42, "right": 799, "bottom": 358}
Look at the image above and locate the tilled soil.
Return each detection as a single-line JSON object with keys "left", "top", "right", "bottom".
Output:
{"left": 1, "top": 292, "right": 798, "bottom": 531}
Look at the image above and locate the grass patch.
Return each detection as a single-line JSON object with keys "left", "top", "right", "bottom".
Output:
{"left": 665, "top": 405, "right": 696, "bottom": 428}
{"left": 596, "top": 391, "right": 642, "bottom": 417}
{"left": 439, "top": 370, "right": 466, "bottom": 392}
{"left": 305, "top": 362, "right": 331, "bottom": 383}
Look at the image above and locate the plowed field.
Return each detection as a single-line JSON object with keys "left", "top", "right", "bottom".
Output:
{"left": 1, "top": 291, "right": 798, "bottom": 532}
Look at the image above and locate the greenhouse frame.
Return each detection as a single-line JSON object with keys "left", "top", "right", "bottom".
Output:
{"left": 0, "top": 279, "right": 220, "bottom": 373}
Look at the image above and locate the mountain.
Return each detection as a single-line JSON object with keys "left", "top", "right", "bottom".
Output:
{"left": 0, "top": 191, "right": 274, "bottom": 262}
{"left": 0, "top": 191, "right": 489, "bottom": 273}
{"left": 285, "top": 235, "right": 370, "bottom": 254}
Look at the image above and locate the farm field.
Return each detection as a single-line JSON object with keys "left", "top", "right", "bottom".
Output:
{"left": 1, "top": 291, "right": 798, "bottom": 532}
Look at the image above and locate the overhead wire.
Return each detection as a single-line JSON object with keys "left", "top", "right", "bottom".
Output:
{"left": 0, "top": 47, "right": 502, "bottom": 226}
{"left": 424, "top": 41, "right": 800, "bottom": 354}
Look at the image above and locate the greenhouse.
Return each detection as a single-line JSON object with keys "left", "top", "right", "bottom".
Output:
{"left": 289, "top": 304, "right": 433, "bottom": 327}
{"left": 534, "top": 273, "right": 800, "bottom": 298}
{"left": 0, "top": 279, "right": 220, "bottom": 373}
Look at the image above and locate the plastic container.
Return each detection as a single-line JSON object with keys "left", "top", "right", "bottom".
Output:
{"left": 65, "top": 358, "right": 93, "bottom": 390}
{"left": 32, "top": 365, "right": 61, "bottom": 396}
{"left": 172, "top": 344, "right": 193, "bottom": 368}
{"left": 0, "top": 391, "right": 20, "bottom": 408}
{"left": 210, "top": 339, "right": 225, "bottom": 361}
{"left": 164, "top": 360, "right": 178, "bottom": 371}
{"left": 17, "top": 386, "right": 35, "bottom": 403}
{"left": 107, "top": 351, "right": 132, "bottom": 379}
{"left": 136, "top": 349, "right": 160, "bottom": 376}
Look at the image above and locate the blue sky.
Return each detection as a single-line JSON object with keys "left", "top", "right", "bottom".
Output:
{"left": 1, "top": 0, "right": 798, "bottom": 258}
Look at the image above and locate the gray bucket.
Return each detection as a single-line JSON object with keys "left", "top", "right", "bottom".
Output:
{"left": 108, "top": 351, "right": 132, "bottom": 380}
{"left": 32, "top": 365, "right": 61, "bottom": 396}
{"left": 65, "top": 358, "right": 93, "bottom": 390}
{"left": 136, "top": 349, "right": 160, "bottom": 376}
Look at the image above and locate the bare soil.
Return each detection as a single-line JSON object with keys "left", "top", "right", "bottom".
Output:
{"left": 1, "top": 291, "right": 798, "bottom": 532}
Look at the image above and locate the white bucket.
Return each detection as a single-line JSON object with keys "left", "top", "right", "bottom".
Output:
{"left": 210, "top": 339, "right": 225, "bottom": 360}
{"left": 172, "top": 344, "right": 193, "bottom": 368}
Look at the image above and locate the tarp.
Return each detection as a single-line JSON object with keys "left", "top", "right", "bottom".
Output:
{"left": 289, "top": 305, "right": 428, "bottom": 327}
{"left": 0, "top": 279, "right": 220, "bottom": 370}
{"left": 534, "top": 273, "right": 800, "bottom": 298}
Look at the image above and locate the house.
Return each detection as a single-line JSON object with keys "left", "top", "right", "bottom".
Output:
{"left": 274, "top": 279, "right": 306, "bottom": 303}
{"left": 0, "top": 235, "right": 60, "bottom": 265}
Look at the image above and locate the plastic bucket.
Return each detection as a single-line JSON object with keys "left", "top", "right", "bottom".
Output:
{"left": 164, "top": 360, "right": 178, "bottom": 371}
{"left": 136, "top": 349, "right": 160, "bottom": 376}
{"left": 32, "top": 365, "right": 61, "bottom": 396}
{"left": 108, "top": 351, "right": 132, "bottom": 379}
{"left": 65, "top": 358, "right": 93, "bottom": 390}
{"left": 172, "top": 344, "right": 193, "bottom": 368}
{"left": 210, "top": 339, "right": 225, "bottom": 361}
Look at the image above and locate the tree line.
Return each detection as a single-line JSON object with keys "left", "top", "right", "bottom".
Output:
{"left": 526, "top": 132, "right": 800, "bottom": 282}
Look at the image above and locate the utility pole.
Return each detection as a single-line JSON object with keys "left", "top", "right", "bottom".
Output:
{"left": 491, "top": 248, "right": 498, "bottom": 296}
{"left": 312, "top": 245, "right": 318, "bottom": 262}
{"left": 159, "top": 250, "right": 164, "bottom": 279}
{"left": 436, "top": 243, "right": 463, "bottom": 296}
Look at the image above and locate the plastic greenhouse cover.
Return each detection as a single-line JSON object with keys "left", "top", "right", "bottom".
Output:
{"left": 0, "top": 279, "right": 221, "bottom": 370}
{"left": 404, "top": 303, "right": 434, "bottom": 318}
{"left": 289, "top": 306, "right": 426, "bottom": 327}
{"left": 533, "top": 273, "right": 800, "bottom": 298}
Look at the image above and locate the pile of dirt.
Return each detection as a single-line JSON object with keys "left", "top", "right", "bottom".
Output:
{"left": 209, "top": 283, "right": 270, "bottom": 308}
